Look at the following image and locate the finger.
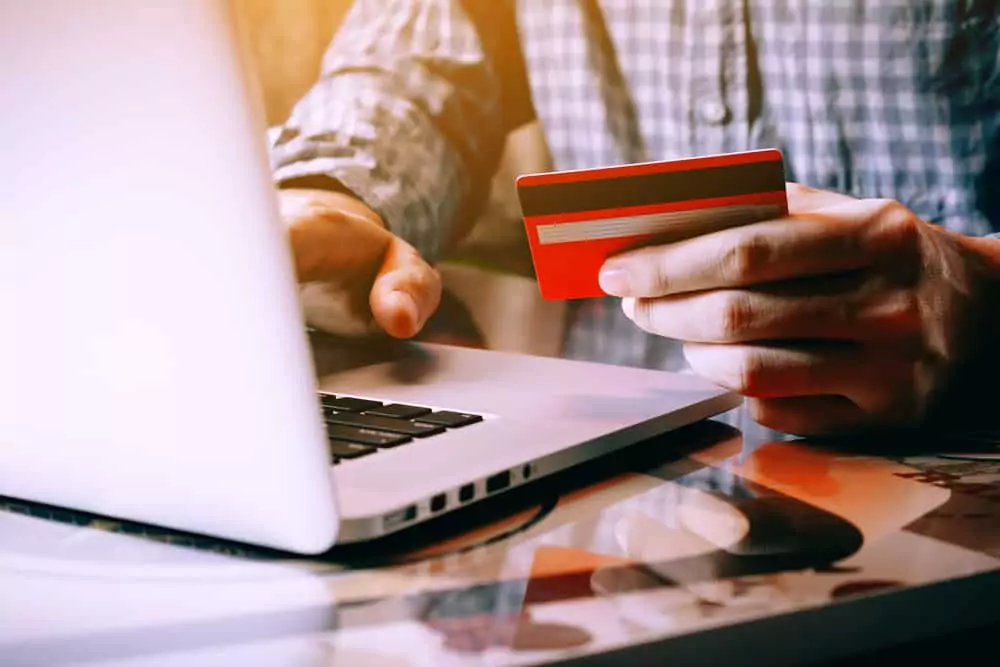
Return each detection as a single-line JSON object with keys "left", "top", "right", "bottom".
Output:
{"left": 623, "top": 288, "right": 854, "bottom": 342}
{"left": 600, "top": 214, "right": 872, "bottom": 298}
{"left": 745, "top": 396, "right": 867, "bottom": 437}
{"left": 684, "top": 341, "right": 865, "bottom": 397}
{"left": 682, "top": 341, "right": 916, "bottom": 420}
{"left": 281, "top": 191, "right": 441, "bottom": 339}
{"left": 622, "top": 279, "right": 919, "bottom": 343}
{"left": 370, "top": 237, "right": 442, "bottom": 339}
{"left": 599, "top": 192, "right": 903, "bottom": 299}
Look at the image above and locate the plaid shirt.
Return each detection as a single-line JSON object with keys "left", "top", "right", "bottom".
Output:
{"left": 270, "top": 0, "right": 1000, "bottom": 371}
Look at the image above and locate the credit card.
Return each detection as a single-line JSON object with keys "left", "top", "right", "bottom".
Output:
{"left": 516, "top": 149, "right": 789, "bottom": 300}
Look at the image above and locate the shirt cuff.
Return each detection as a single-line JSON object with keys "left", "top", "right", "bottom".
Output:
{"left": 267, "top": 97, "right": 464, "bottom": 263}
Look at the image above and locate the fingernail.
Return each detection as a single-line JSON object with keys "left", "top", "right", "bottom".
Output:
{"left": 599, "top": 267, "right": 631, "bottom": 295}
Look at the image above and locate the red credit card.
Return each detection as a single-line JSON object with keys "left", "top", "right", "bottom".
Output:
{"left": 516, "top": 149, "right": 789, "bottom": 300}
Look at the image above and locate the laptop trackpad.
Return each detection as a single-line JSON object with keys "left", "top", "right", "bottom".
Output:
{"left": 309, "top": 332, "right": 439, "bottom": 381}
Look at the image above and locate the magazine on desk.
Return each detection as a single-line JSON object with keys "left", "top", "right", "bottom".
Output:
{"left": 1, "top": 421, "right": 999, "bottom": 666}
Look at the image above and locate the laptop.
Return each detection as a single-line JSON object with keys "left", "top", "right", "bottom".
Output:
{"left": 0, "top": 0, "right": 739, "bottom": 554}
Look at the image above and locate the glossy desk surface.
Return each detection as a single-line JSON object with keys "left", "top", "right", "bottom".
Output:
{"left": 2, "top": 406, "right": 1000, "bottom": 667}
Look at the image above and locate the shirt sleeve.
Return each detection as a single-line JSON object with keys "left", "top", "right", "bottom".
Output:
{"left": 267, "top": 0, "right": 508, "bottom": 261}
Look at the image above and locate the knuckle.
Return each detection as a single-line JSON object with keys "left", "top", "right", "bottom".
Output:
{"left": 633, "top": 297, "right": 675, "bottom": 337}
{"left": 621, "top": 247, "right": 669, "bottom": 295}
{"left": 418, "top": 261, "right": 442, "bottom": 291}
{"left": 878, "top": 290, "right": 921, "bottom": 332}
{"left": 717, "top": 292, "right": 755, "bottom": 340}
{"left": 720, "top": 234, "right": 771, "bottom": 283}
{"left": 629, "top": 297, "right": 653, "bottom": 329}
{"left": 729, "top": 350, "right": 769, "bottom": 396}
{"left": 649, "top": 256, "right": 672, "bottom": 294}
{"left": 858, "top": 288, "right": 922, "bottom": 338}
{"left": 869, "top": 200, "right": 921, "bottom": 254}
{"left": 416, "top": 268, "right": 443, "bottom": 308}
{"left": 430, "top": 265, "right": 443, "bottom": 292}
{"left": 684, "top": 344, "right": 772, "bottom": 397}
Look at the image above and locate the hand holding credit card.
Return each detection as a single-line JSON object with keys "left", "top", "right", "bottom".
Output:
{"left": 516, "top": 149, "right": 788, "bottom": 300}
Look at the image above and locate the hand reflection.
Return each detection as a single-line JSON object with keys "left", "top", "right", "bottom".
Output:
{"left": 423, "top": 611, "right": 591, "bottom": 654}
{"left": 417, "top": 582, "right": 591, "bottom": 654}
{"left": 586, "top": 459, "right": 864, "bottom": 606}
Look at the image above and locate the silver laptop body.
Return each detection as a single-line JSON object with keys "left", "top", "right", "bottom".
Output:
{"left": 0, "top": 0, "right": 739, "bottom": 554}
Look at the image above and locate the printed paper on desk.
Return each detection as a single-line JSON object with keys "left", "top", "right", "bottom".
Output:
{"left": 516, "top": 149, "right": 789, "bottom": 300}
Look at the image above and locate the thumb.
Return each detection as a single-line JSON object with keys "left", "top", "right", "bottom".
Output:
{"left": 281, "top": 188, "right": 439, "bottom": 338}
{"left": 370, "top": 236, "right": 442, "bottom": 339}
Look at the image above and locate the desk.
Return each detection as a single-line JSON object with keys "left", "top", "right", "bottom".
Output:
{"left": 2, "top": 407, "right": 999, "bottom": 666}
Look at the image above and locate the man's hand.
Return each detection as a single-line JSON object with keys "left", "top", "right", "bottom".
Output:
{"left": 280, "top": 189, "right": 441, "bottom": 339}
{"left": 598, "top": 183, "right": 999, "bottom": 436}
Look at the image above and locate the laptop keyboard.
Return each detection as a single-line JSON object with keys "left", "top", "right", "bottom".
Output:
{"left": 318, "top": 393, "right": 483, "bottom": 464}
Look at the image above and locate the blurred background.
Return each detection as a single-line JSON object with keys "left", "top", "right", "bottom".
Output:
{"left": 237, "top": 0, "right": 568, "bottom": 356}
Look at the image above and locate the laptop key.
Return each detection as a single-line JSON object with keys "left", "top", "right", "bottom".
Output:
{"left": 326, "top": 424, "right": 412, "bottom": 448}
{"left": 364, "top": 403, "right": 432, "bottom": 419}
{"left": 415, "top": 411, "right": 483, "bottom": 428}
{"left": 321, "top": 396, "right": 384, "bottom": 412}
{"left": 326, "top": 412, "right": 445, "bottom": 437}
{"left": 319, "top": 393, "right": 341, "bottom": 407}
{"left": 329, "top": 440, "right": 377, "bottom": 461}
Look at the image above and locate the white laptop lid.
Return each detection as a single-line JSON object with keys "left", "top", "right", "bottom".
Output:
{"left": 0, "top": 0, "right": 340, "bottom": 553}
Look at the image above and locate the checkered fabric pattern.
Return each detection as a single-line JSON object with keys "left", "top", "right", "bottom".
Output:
{"left": 270, "top": 0, "right": 1000, "bottom": 371}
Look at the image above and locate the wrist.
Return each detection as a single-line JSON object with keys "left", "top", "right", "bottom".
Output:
{"left": 278, "top": 176, "right": 385, "bottom": 228}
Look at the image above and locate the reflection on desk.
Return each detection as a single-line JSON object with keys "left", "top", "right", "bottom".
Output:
{"left": 2, "top": 417, "right": 1000, "bottom": 666}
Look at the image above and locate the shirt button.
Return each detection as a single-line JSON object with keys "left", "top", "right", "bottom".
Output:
{"left": 698, "top": 99, "right": 729, "bottom": 125}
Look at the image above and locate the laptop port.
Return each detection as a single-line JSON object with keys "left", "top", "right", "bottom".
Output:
{"left": 486, "top": 471, "right": 511, "bottom": 494}
{"left": 459, "top": 483, "right": 475, "bottom": 503}
{"left": 430, "top": 493, "right": 447, "bottom": 513}
{"left": 522, "top": 464, "right": 532, "bottom": 480}
{"left": 383, "top": 504, "right": 417, "bottom": 531}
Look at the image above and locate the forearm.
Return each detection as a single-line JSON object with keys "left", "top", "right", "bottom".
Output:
{"left": 268, "top": 0, "right": 507, "bottom": 262}
{"left": 270, "top": 71, "right": 470, "bottom": 261}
